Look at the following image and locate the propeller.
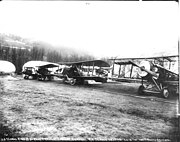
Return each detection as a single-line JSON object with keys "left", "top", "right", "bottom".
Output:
{"left": 136, "top": 61, "right": 158, "bottom": 78}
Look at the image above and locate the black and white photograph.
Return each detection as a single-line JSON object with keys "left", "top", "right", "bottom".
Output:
{"left": 0, "top": 1, "right": 179, "bottom": 141}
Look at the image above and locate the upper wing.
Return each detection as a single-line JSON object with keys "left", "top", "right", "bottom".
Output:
{"left": 58, "top": 60, "right": 110, "bottom": 67}
{"left": 110, "top": 55, "right": 178, "bottom": 61}
{"left": 37, "top": 63, "right": 59, "bottom": 68}
{"left": 114, "top": 60, "right": 137, "bottom": 66}
{"left": 153, "top": 63, "right": 179, "bottom": 76}
{"left": 114, "top": 60, "right": 158, "bottom": 78}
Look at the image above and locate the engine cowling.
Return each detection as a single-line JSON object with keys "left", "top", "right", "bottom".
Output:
{"left": 137, "top": 61, "right": 159, "bottom": 79}
{"left": 137, "top": 61, "right": 151, "bottom": 77}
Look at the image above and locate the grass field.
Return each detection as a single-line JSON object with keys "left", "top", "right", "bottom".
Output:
{"left": 0, "top": 76, "right": 179, "bottom": 141}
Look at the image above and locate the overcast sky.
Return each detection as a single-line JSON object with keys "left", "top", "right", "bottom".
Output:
{"left": 0, "top": 1, "right": 178, "bottom": 58}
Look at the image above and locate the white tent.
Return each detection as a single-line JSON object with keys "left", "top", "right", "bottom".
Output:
{"left": 0, "top": 60, "right": 16, "bottom": 74}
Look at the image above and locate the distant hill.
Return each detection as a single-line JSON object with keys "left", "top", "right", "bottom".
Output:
{"left": 0, "top": 33, "right": 95, "bottom": 73}
{"left": 0, "top": 33, "right": 33, "bottom": 50}
{"left": 0, "top": 33, "right": 95, "bottom": 60}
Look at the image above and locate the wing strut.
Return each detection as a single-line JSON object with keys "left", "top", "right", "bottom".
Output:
{"left": 130, "top": 64, "right": 133, "bottom": 78}
{"left": 92, "top": 62, "right": 95, "bottom": 76}
{"left": 152, "top": 78, "right": 161, "bottom": 91}
{"left": 118, "top": 65, "right": 121, "bottom": 78}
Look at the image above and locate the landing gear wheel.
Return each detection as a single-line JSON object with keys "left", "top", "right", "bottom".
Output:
{"left": 24, "top": 76, "right": 29, "bottom": 79}
{"left": 70, "top": 79, "right": 76, "bottom": 86}
{"left": 62, "top": 78, "right": 66, "bottom": 83}
{"left": 38, "top": 77, "right": 42, "bottom": 81}
{"left": 43, "top": 76, "right": 46, "bottom": 81}
{"left": 161, "top": 88, "right": 169, "bottom": 98}
{"left": 38, "top": 75, "right": 43, "bottom": 81}
{"left": 138, "top": 85, "right": 145, "bottom": 95}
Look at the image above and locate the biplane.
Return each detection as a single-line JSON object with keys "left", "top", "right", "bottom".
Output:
{"left": 109, "top": 55, "right": 179, "bottom": 98}
{"left": 56, "top": 60, "right": 110, "bottom": 85}
{"left": 22, "top": 61, "right": 59, "bottom": 80}
{"left": 0, "top": 60, "right": 16, "bottom": 75}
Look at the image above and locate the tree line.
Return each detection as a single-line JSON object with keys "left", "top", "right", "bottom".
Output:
{"left": 0, "top": 43, "right": 94, "bottom": 74}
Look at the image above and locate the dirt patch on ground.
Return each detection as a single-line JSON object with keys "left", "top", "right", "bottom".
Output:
{"left": 0, "top": 76, "right": 179, "bottom": 141}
